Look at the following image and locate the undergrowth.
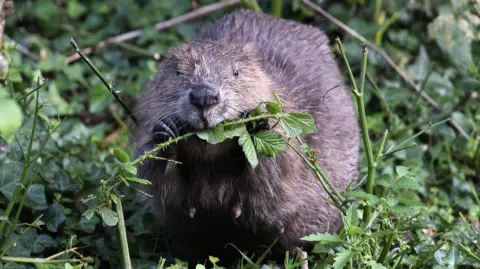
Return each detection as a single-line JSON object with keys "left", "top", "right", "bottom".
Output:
{"left": 0, "top": 0, "right": 479, "bottom": 269}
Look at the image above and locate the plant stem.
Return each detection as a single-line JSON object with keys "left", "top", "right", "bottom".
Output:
{"left": 375, "top": 129, "right": 389, "bottom": 161}
{"left": 70, "top": 38, "right": 138, "bottom": 125}
{"left": 336, "top": 39, "right": 376, "bottom": 222}
{"left": 271, "top": 0, "right": 283, "bottom": 17}
{"left": 116, "top": 195, "right": 132, "bottom": 269}
{"left": 0, "top": 85, "right": 42, "bottom": 247}
{"left": 377, "top": 221, "right": 398, "bottom": 263}
{"left": 0, "top": 257, "right": 85, "bottom": 264}
{"left": 0, "top": 177, "right": 36, "bottom": 255}
{"left": 242, "top": 0, "right": 262, "bottom": 12}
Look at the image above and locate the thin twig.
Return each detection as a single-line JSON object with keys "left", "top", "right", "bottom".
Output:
{"left": 65, "top": 0, "right": 242, "bottom": 64}
{"left": 302, "top": 0, "right": 470, "bottom": 140}
{"left": 70, "top": 38, "right": 138, "bottom": 125}
{"left": 3, "top": 34, "right": 40, "bottom": 61}
{"left": 116, "top": 195, "right": 132, "bottom": 269}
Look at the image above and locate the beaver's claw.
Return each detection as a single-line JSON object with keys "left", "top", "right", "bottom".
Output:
{"left": 242, "top": 110, "right": 270, "bottom": 134}
{"left": 152, "top": 118, "right": 179, "bottom": 143}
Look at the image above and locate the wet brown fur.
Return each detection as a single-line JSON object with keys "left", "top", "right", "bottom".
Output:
{"left": 134, "top": 9, "right": 360, "bottom": 267}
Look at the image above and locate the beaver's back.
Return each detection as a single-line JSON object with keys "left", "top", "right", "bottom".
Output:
{"left": 197, "top": 9, "right": 359, "bottom": 190}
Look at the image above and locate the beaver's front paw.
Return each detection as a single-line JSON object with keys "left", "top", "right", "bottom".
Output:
{"left": 242, "top": 110, "right": 270, "bottom": 134}
{"left": 152, "top": 118, "right": 179, "bottom": 143}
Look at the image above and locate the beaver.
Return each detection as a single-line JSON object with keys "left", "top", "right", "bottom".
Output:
{"left": 134, "top": 8, "right": 360, "bottom": 268}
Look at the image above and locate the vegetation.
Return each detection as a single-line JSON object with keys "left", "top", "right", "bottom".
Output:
{"left": 0, "top": 0, "right": 479, "bottom": 268}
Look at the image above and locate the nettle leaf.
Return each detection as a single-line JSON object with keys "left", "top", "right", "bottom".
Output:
{"left": 99, "top": 207, "right": 118, "bottom": 226}
{"left": 301, "top": 232, "right": 344, "bottom": 243}
{"left": 281, "top": 113, "right": 316, "bottom": 137}
{"left": 375, "top": 174, "right": 393, "bottom": 188}
{"left": 46, "top": 202, "right": 67, "bottom": 232}
{"left": 253, "top": 131, "right": 285, "bottom": 157}
{"left": 393, "top": 176, "right": 420, "bottom": 191}
{"left": 238, "top": 133, "right": 258, "bottom": 168}
{"left": 344, "top": 190, "right": 381, "bottom": 205}
{"left": 125, "top": 177, "right": 151, "bottom": 185}
{"left": 0, "top": 98, "right": 23, "bottom": 143}
{"left": 395, "top": 166, "right": 410, "bottom": 178}
{"left": 265, "top": 101, "right": 282, "bottom": 114}
{"left": 333, "top": 250, "right": 352, "bottom": 269}
{"left": 113, "top": 148, "right": 130, "bottom": 163}
{"left": 196, "top": 125, "right": 226, "bottom": 144}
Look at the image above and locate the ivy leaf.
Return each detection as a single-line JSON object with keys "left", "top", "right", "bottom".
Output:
{"left": 265, "top": 101, "right": 282, "bottom": 114}
{"left": 125, "top": 177, "right": 151, "bottom": 185}
{"left": 393, "top": 176, "right": 420, "bottom": 191}
{"left": 46, "top": 203, "right": 67, "bottom": 232}
{"left": 99, "top": 207, "right": 118, "bottom": 226}
{"left": 238, "top": 133, "right": 258, "bottom": 168}
{"left": 0, "top": 98, "right": 23, "bottom": 143}
{"left": 253, "top": 131, "right": 285, "bottom": 157}
{"left": 25, "top": 184, "right": 48, "bottom": 210}
{"left": 301, "top": 233, "right": 344, "bottom": 243}
{"left": 196, "top": 125, "right": 226, "bottom": 144}
{"left": 113, "top": 148, "right": 130, "bottom": 163}
{"left": 333, "top": 250, "right": 352, "bottom": 269}
{"left": 32, "top": 234, "right": 58, "bottom": 254}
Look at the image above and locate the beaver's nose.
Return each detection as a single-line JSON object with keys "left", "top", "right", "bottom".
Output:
{"left": 189, "top": 85, "right": 220, "bottom": 109}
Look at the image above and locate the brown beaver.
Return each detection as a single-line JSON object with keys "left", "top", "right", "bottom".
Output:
{"left": 134, "top": 8, "right": 360, "bottom": 268}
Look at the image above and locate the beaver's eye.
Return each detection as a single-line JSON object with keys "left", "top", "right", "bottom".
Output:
{"left": 233, "top": 69, "right": 239, "bottom": 77}
{"left": 176, "top": 70, "right": 182, "bottom": 76}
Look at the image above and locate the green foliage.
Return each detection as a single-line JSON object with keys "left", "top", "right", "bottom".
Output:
{"left": 0, "top": 0, "right": 479, "bottom": 268}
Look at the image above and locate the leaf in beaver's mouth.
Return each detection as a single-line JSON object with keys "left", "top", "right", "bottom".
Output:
{"left": 196, "top": 123, "right": 247, "bottom": 144}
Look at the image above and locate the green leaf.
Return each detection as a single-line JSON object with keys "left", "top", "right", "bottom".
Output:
{"left": 344, "top": 190, "right": 381, "bottom": 204}
{"left": 223, "top": 123, "right": 248, "bottom": 139}
{"left": 0, "top": 161, "right": 23, "bottom": 200}
{"left": 253, "top": 131, "right": 285, "bottom": 157}
{"left": 0, "top": 98, "right": 23, "bottom": 143}
{"left": 46, "top": 202, "right": 67, "bottom": 232}
{"left": 395, "top": 166, "right": 410, "bottom": 178}
{"left": 3, "top": 262, "right": 27, "bottom": 269}
{"left": 238, "top": 133, "right": 258, "bottom": 168}
{"left": 196, "top": 125, "right": 226, "bottom": 144}
{"left": 209, "top": 256, "right": 219, "bottom": 264}
{"left": 265, "top": 101, "right": 282, "bottom": 114}
{"left": 281, "top": 113, "right": 316, "bottom": 137}
{"left": 99, "top": 207, "right": 118, "bottom": 226}
{"left": 113, "top": 148, "right": 130, "bottom": 163}
{"left": 33, "top": 234, "right": 58, "bottom": 254}
{"left": 375, "top": 174, "right": 393, "bottom": 188}
{"left": 365, "top": 260, "right": 388, "bottom": 269}
{"left": 67, "top": 0, "right": 87, "bottom": 18}
{"left": 121, "top": 163, "right": 137, "bottom": 176}
{"left": 125, "top": 177, "right": 151, "bottom": 185}
{"left": 301, "top": 233, "right": 344, "bottom": 243}
{"left": 8, "top": 68, "right": 22, "bottom": 83}
{"left": 25, "top": 184, "right": 48, "bottom": 210}
{"left": 82, "top": 208, "right": 95, "bottom": 220}
{"left": 333, "top": 250, "right": 352, "bottom": 269}
{"left": 393, "top": 176, "right": 420, "bottom": 191}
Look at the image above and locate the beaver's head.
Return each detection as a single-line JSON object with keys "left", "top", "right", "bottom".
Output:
{"left": 145, "top": 41, "right": 273, "bottom": 131}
